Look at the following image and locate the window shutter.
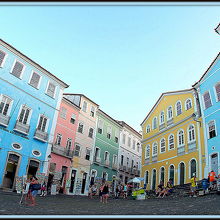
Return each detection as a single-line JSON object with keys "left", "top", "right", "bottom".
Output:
{"left": 0, "top": 51, "right": 6, "bottom": 66}
{"left": 12, "top": 61, "right": 24, "bottom": 78}
{"left": 204, "top": 92, "right": 212, "bottom": 108}
{"left": 47, "top": 82, "right": 56, "bottom": 97}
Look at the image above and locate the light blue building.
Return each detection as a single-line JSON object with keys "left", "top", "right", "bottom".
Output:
{"left": 193, "top": 52, "right": 220, "bottom": 177}
{"left": 0, "top": 39, "right": 68, "bottom": 190}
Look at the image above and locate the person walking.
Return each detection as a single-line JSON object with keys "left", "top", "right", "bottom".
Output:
{"left": 123, "top": 184, "right": 128, "bottom": 199}
{"left": 40, "top": 181, "right": 47, "bottom": 197}
{"left": 190, "top": 173, "right": 197, "bottom": 197}
{"left": 208, "top": 170, "right": 217, "bottom": 190}
{"left": 102, "top": 182, "right": 109, "bottom": 204}
{"left": 99, "top": 184, "right": 104, "bottom": 203}
{"left": 29, "top": 176, "right": 40, "bottom": 206}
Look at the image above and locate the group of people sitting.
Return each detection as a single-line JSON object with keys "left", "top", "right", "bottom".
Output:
{"left": 155, "top": 179, "right": 174, "bottom": 198}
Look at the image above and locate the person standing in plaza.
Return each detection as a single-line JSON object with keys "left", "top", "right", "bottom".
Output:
{"left": 99, "top": 183, "right": 104, "bottom": 203}
{"left": 29, "top": 176, "right": 40, "bottom": 206}
{"left": 123, "top": 184, "right": 128, "bottom": 199}
{"left": 102, "top": 182, "right": 109, "bottom": 204}
{"left": 208, "top": 170, "right": 217, "bottom": 190}
{"left": 40, "top": 181, "right": 47, "bottom": 197}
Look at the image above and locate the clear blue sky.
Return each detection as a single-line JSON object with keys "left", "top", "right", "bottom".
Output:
{"left": 0, "top": 2, "right": 219, "bottom": 132}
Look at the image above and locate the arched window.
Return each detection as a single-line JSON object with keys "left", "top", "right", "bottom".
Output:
{"left": 190, "top": 159, "right": 196, "bottom": 178}
{"left": 152, "top": 169, "right": 157, "bottom": 190}
{"left": 145, "top": 145, "right": 150, "bottom": 158}
{"left": 167, "top": 106, "right": 173, "bottom": 119}
{"left": 152, "top": 117, "right": 157, "bottom": 130}
{"left": 160, "top": 138, "right": 166, "bottom": 153}
{"left": 145, "top": 171, "right": 149, "bottom": 185}
{"left": 176, "top": 101, "right": 182, "bottom": 116}
{"left": 185, "top": 99, "right": 192, "bottom": 110}
{"left": 168, "top": 134, "right": 174, "bottom": 150}
{"left": 178, "top": 130, "right": 184, "bottom": 146}
{"left": 169, "top": 165, "right": 174, "bottom": 183}
{"left": 146, "top": 125, "right": 151, "bottom": 133}
{"left": 152, "top": 142, "right": 158, "bottom": 156}
{"left": 160, "top": 167, "right": 165, "bottom": 183}
{"left": 188, "top": 125, "right": 195, "bottom": 142}
{"left": 160, "top": 111, "right": 165, "bottom": 124}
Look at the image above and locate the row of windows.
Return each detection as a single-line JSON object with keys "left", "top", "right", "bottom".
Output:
{"left": 0, "top": 50, "right": 57, "bottom": 99}
{"left": 202, "top": 83, "right": 220, "bottom": 109}
{"left": 94, "top": 147, "right": 118, "bottom": 165}
{"left": 72, "top": 144, "right": 92, "bottom": 160}
{"left": 97, "top": 119, "right": 119, "bottom": 143}
{"left": 145, "top": 124, "right": 196, "bottom": 157}
{"left": 0, "top": 94, "right": 49, "bottom": 135}
{"left": 82, "top": 101, "right": 96, "bottom": 117}
{"left": 77, "top": 121, "right": 95, "bottom": 138}
{"left": 120, "top": 154, "right": 140, "bottom": 169}
{"left": 146, "top": 98, "right": 192, "bottom": 133}
{"left": 144, "top": 159, "right": 197, "bottom": 188}
{"left": 121, "top": 133, "right": 141, "bottom": 152}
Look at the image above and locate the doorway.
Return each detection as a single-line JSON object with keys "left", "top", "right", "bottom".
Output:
{"left": 81, "top": 172, "right": 87, "bottom": 194}
{"left": 27, "top": 160, "right": 39, "bottom": 179}
{"left": 211, "top": 153, "right": 218, "bottom": 175}
{"left": 179, "top": 162, "right": 185, "bottom": 185}
{"left": 152, "top": 169, "right": 156, "bottom": 190}
{"left": 69, "top": 170, "right": 77, "bottom": 193}
{"left": 3, "top": 153, "right": 20, "bottom": 189}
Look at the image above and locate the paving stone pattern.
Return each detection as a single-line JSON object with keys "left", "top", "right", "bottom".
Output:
{"left": 0, "top": 191, "right": 220, "bottom": 216}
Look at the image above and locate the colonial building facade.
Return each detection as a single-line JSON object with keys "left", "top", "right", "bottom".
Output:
{"left": 63, "top": 94, "right": 99, "bottom": 195}
{"left": 140, "top": 89, "right": 205, "bottom": 190}
{"left": 193, "top": 52, "right": 220, "bottom": 177}
{"left": 0, "top": 39, "right": 68, "bottom": 190}
{"left": 117, "top": 121, "right": 142, "bottom": 184}
{"left": 90, "top": 109, "right": 121, "bottom": 186}
{"left": 48, "top": 97, "right": 80, "bottom": 194}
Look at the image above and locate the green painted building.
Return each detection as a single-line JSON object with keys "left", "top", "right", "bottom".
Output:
{"left": 90, "top": 109, "right": 122, "bottom": 185}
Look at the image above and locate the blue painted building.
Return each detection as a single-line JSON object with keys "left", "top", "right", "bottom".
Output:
{"left": 193, "top": 52, "right": 220, "bottom": 177}
{"left": 0, "top": 39, "right": 68, "bottom": 190}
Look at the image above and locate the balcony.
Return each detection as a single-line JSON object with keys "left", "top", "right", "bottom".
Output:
{"left": 152, "top": 155, "right": 158, "bottom": 163}
{"left": 112, "top": 163, "right": 118, "bottom": 170}
{"left": 159, "top": 123, "right": 166, "bottom": 131}
{"left": 104, "top": 160, "right": 110, "bottom": 167}
{"left": 0, "top": 113, "right": 10, "bottom": 127}
{"left": 93, "top": 156, "right": 101, "bottom": 165}
{"left": 177, "top": 145, "right": 185, "bottom": 156}
{"left": 188, "top": 141, "right": 197, "bottom": 152}
{"left": 167, "top": 118, "right": 174, "bottom": 126}
{"left": 119, "top": 165, "right": 124, "bottom": 171}
{"left": 51, "top": 144, "right": 74, "bottom": 159}
{"left": 14, "top": 120, "right": 30, "bottom": 135}
{"left": 34, "top": 129, "right": 48, "bottom": 142}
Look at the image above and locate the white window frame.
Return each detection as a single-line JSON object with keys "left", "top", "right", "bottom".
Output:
{"left": 0, "top": 49, "right": 8, "bottom": 68}
{"left": 55, "top": 133, "right": 62, "bottom": 145}
{"left": 144, "top": 170, "right": 149, "bottom": 185}
{"left": 10, "top": 59, "right": 26, "bottom": 79}
{"left": 60, "top": 107, "right": 67, "bottom": 119}
{"left": 176, "top": 100, "right": 182, "bottom": 116}
{"left": 168, "top": 134, "right": 175, "bottom": 150}
{"left": 28, "top": 70, "right": 42, "bottom": 89}
{"left": 77, "top": 121, "right": 84, "bottom": 133}
{"left": 82, "top": 101, "right": 87, "bottom": 112}
{"left": 45, "top": 81, "right": 57, "bottom": 99}
{"left": 74, "top": 143, "right": 81, "bottom": 157}
{"left": 152, "top": 117, "right": 157, "bottom": 130}
{"left": 160, "top": 111, "right": 165, "bottom": 124}
{"left": 36, "top": 114, "right": 49, "bottom": 132}
{"left": 88, "top": 127, "right": 94, "bottom": 138}
{"left": 70, "top": 113, "right": 76, "bottom": 124}
{"left": 128, "top": 136, "right": 131, "bottom": 147}
{"left": 113, "top": 154, "right": 117, "bottom": 165}
{"left": 0, "top": 94, "right": 13, "bottom": 116}
{"left": 102, "top": 171, "right": 108, "bottom": 181}
{"left": 167, "top": 106, "right": 173, "bottom": 120}
{"left": 145, "top": 145, "right": 150, "bottom": 159}
{"left": 90, "top": 105, "right": 95, "bottom": 117}
{"left": 94, "top": 147, "right": 101, "bottom": 159}
{"left": 185, "top": 98, "right": 192, "bottom": 111}
{"left": 122, "top": 133, "right": 126, "bottom": 144}
{"left": 202, "top": 91, "right": 213, "bottom": 110}
{"left": 152, "top": 142, "right": 158, "bottom": 156}
{"left": 214, "top": 82, "right": 220, "bottom": 102}
{"left": 115, "top": 130, "right": 119, "bottom": 143}
{"left": 146, "top": 124, "right": 151, "bottom": 133}
{"left": 85, "top": 148, "right": 91, "bottom": 160}
{"left": 160, "top": 138, "right": 166, "bottom": 153}
{"left": 97, "top": 119, "right": 103, "bottom": 134}
{"left": 188, "top": 124, "right": 196, "bottom": 143}
{"left": 17, "top": 104, "right": 32, "bottom": 125}
{"left": 104, "top": 151, "right": 110, "bottom": 162}
{"left": 207, "top": 120, "right": 217, "bottom": 139}
{"left": 107, "top": 126, "right": 112, "bottom": 139}
{"left": 177, "top": 129, "right": 185, "bottom": 147}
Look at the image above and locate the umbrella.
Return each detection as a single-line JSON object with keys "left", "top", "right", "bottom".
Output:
{"left": 128, "top": 177, "right": 141, "bottom": 184}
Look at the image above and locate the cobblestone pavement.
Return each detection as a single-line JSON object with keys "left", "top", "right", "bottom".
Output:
{"left": 1, "top": 191, "right": 220, "bottom": 216}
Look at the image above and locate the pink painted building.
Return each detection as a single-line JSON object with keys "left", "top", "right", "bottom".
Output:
{"left": 48, "top": 97, "right": 80, "bottom": 194}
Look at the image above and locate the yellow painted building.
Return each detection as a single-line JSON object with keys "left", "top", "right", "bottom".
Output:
{"left": 140, "top": 89, "right": 205, "bottom": 190}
